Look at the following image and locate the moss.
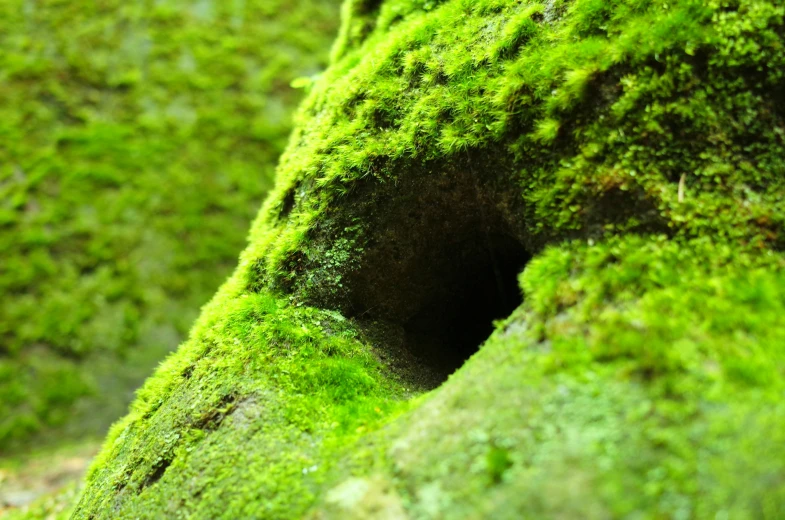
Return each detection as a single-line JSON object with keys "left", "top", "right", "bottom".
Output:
{"left": 73, "top": 0, "right": 785, "bottom": 518}
{"left": 72, "top": 284, "right": 422, "bottom": 518}
{"left": 229, "top": 0, "right": 785, "bottom": 311}
{"left": 313, "top": 236, "right": 785, "bottom": 518}
{"left": 0, "top": 0, "right": 341, "bottom": 448}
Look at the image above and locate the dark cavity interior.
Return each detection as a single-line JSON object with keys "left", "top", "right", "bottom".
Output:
{"left": 340, "top": 152, "right": 531, "bottom": 383}
{"left": 402, "top": 233, "right": 528, "bottom": 376}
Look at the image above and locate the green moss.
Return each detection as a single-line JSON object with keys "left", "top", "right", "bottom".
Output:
{"left": 72, "top": 0, "right": 785, "bottom": 518}
{"left": 72, "top": 282, "right": 419, "bottom": 518}
{"left": 318, "top": 236, "right": 785, "bottom": 518}
{"left": 247, "top": 0, "right": 785, "bottom": 284}
{"left": 0, "top": 0, "right": 341, "bottom": 448}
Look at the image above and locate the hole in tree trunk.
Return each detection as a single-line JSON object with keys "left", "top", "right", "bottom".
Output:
{"left": 284, "top": 148, "right": 665, "bottom": 386}
{"left": 330, "top": 153, "right": 532, "bottom": 385}
{"left": 403, "top": 234, "right": 528, "bottom": 377}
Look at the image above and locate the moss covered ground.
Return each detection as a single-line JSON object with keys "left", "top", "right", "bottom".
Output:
{"left": 0, "top": 0, "right": 340, "bottom": 449}
{"left": 71, "top": 0, "right": 785, "bottom": 517}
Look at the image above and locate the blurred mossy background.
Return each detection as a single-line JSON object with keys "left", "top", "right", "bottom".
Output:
{"left": 0, "top": 0, "right": 340, "bottom": 454}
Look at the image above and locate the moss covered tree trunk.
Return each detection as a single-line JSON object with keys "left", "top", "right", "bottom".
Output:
{"left": 74, "top": 0, "right": 785, "bottom": 518}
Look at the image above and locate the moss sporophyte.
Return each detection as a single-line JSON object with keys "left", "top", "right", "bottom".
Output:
{"left": 70, "top": 0, "right": 785, "bottom": 518}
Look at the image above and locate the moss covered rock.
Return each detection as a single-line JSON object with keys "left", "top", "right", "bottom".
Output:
{"left": 0, "top": 0, "right": 340, "bottom": 448}
{"left": 74, "top": 0, "right": 785, "bottom": 518}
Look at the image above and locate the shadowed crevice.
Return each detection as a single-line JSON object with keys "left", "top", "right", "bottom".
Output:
{"left": 334, "top": 151, "right": 531, "bottom": 383}
{"left": 401, "top": 233, "right": 527, "bottom": 377}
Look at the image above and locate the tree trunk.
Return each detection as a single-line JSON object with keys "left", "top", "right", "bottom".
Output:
{"left": 74, "top": 0, "right": 785, "bottom": 518}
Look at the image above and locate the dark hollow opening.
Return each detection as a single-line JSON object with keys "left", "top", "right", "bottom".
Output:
{"left": 334, "top": 152, "right": 533, "bottom": 386}
{"left": 402, "top": 234, "right": 528, "bottom": 378}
